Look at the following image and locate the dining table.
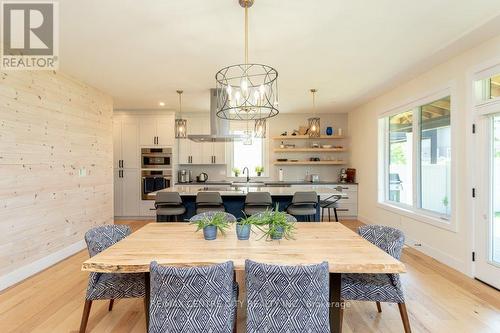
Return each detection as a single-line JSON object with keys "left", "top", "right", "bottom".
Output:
{"left": 82, "top": 222, "right": 406, "bottom": 333}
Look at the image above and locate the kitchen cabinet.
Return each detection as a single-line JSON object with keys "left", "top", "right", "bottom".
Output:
{"left": 139, "top": 115, "right": 175, "bottom": 147}
{"left": 114, "top": 168, "right": 140, "bottom": 217}
{"left": 113, "top": 118, "right": 140, "bottom": 169}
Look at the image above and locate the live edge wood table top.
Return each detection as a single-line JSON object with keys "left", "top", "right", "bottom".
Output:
{"left": 82, "top": 223, "right": 405, "bottom": 274}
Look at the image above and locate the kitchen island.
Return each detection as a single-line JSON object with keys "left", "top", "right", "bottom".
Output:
{"left": 149, "top": 185, "right": 346, "bottom": 221}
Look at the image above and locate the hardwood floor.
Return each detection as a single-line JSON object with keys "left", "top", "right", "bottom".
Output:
{"left": 0, "top": 220, "right": 499, "bottom": 333}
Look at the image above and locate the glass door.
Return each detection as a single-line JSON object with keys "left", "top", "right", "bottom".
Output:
{"left": 474, "top": 114, "right": 500, "bottom": 288}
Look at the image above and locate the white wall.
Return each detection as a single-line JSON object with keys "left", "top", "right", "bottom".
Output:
{"left": 0, "top": 71, "right": 114, "bottom": 290}
{"left": 349, "top": 34, "right": 500, "bottom": 276}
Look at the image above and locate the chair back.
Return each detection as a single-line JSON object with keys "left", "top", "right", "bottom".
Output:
{"left": 245, "top": 192, "right": 272, "bottom": 205}
{"left": 155, "top": 191, "right": 182, "bottom": 206}
{"left": 84, "top": 225, "right": 131, "bottom": 257}
{"left": 245, "top": 259, "right": 329, "bottom": 333}
{"left": 358, "top": 225, "right": 405, "bottom": 260}
{"left": 196, "top": 191, "right": 223, "bottom": 205}
{"left": 149, "top": 261, "right": 235, "bottom": 333}
{"left": 189, "top": 211, "right": 237, "bottom": 223}
{"left": 252, "top": 211, "right": 297, "bottom": 222}
{"left": 291, "top": 191, "right": 318, "bottom": 205}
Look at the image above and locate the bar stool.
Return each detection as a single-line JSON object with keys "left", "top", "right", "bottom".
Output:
{"left": 320, "top": 194, "right": 341, "bottom": 222}
{"left": 155, "top": 192, "right": 186, "bottom": 222}
{"left": 286, "top": 191, "right": 318, "bottom": 222}
{"left": 244, "top": 192, "right": 273, "bottom": 216}
{"left": 196, "top": 192, "right": 225, "bottom": 214}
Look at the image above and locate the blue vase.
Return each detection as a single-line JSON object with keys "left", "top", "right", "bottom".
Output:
{"left": 271, "top": 226, "right": 284, "bottom": 240}
{"left": 236, "top": 224, "right": 251, "bottom": 240}
{"left": 326, "top": 127, "right": 333, "bottom": 136}
{"left": 203, "top": 226, "right": 217, "bottom": 240}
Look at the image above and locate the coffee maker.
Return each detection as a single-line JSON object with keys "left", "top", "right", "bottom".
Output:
{"left": 178, "top": 169, "right": 192, "bottom": 183}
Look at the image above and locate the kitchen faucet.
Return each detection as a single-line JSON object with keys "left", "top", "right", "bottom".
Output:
{"left": 242, "top": 167, "right": 250, "bottom": 183}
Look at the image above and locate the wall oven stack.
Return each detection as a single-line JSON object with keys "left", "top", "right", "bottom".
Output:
{"left": 141, "top": 148, "right": 172, "bottom": 200}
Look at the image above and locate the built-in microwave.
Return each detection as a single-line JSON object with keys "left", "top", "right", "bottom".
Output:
{"left": 141, "top": 148, "right": 172, "bottom": 169}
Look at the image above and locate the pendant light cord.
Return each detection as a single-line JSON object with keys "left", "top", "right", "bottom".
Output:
{"left": 244, "top": 5, "right": 248, "bottom": 64}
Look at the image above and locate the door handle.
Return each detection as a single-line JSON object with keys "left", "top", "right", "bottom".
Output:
{"left": 121, "top": 160, "right": 124, "bottom": 168}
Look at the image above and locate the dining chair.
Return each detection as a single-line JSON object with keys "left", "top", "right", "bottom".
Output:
{"left": 196, "top": 191, "right": 225, "bottom": 214}
{"left": 251, "top": 211, "right": 297, "bottom": 222}
{"left": 244, "top": 191, "right": 273, "bottom": 216}
{"left": 245, "top": 259, "right": 330, "bottom": 333}
{"left": 320, "top": 194, "right": 341, "bottom": 222}
{"left": 148, "top": 260, "right": 238, "bottom": 333}
{"left": 341, "top": 225, "right": 411, "bottom": 333}
{"left": 80, "top": 225, "right": 145, "bottom": 333}
{"left": 155, "top": 191, "right": 186, "bottom": 222}
{"left": 286, "top": 191, "right": 318, "bottom": 221}
{"left": 189, "top": 211, "right": 237, "bottom": 223}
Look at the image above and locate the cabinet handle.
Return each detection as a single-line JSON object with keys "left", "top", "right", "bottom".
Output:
{"left": 122, "top": 160, "right": 124, "bottom": 168}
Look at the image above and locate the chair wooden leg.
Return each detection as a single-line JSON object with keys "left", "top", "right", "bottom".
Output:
{"left": 376, "top": 301, "right": 382, "bottom": 313}
{"left": 398, "top": 303, "right": 412, "bottom": 333}
{"left": 79, "top": 300, "right": 92, "bottom": 333}
{"left": 108, "top": 299, "right": 114, "bottom": 311}
{"left": 339, "top": 300, "right": 344, "bottom": 332}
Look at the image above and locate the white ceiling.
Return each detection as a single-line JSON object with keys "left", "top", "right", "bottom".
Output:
{"left": 59, "top": 0, "right": 500, "bottom": 113}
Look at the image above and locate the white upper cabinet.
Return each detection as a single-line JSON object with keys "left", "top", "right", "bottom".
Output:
{"left": 139, "top": 115, "right": 174, "bottom": 147}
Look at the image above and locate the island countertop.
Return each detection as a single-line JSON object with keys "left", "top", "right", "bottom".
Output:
{"left": 149, "top": 185, "right": 347, "bottom": 197}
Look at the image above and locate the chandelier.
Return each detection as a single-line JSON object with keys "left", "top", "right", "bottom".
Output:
{"left": 215, "top": 0, "right": 279, "bottom": 122}
{"left": 308, "top": 89, "right": 320, "bottom": 138}
{"left": 175, "top": 90, "right": 187, "bottom": 138}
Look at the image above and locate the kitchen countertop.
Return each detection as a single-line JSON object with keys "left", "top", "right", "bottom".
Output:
{"left": 176, "top": 181, "right": 358, "bottom": 186}
{"left": 151, "top": 185, "right": 348, "bottom": 197}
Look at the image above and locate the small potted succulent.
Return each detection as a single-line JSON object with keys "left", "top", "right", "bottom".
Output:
{"left": 190, "top": 212, "right": 230, "bottom": 240}
{"left": 255, "top": 166, "right": 264, "bottom": 176}
{"left": 235, "top": 214, "right": 260, "bottom": 240}
{"left": 257, "top": 205, "right": 296, "bottom": 241}
{"left": 232, "top": 167, "right": 241, "bottom": 177}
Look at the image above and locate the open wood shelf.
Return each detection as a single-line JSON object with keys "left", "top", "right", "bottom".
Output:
{"left": 273, "top": 148, "right": 346, "bottom": 153}
{"left": 272, "top": 135, "right": 345, "bottom": 140}
{"left": 273, "top": 160, "right": 347, "bottom": 165}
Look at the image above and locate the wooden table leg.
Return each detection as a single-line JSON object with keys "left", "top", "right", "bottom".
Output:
{"left": 329, "top": 273, "right": 342, "bottom": 333}
{"left": 144, "top": 272, "right": 150, "bottom": 332}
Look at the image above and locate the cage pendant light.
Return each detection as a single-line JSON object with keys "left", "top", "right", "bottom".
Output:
{"left": 175, "top": 90, "right": 187, "bottom": 138}
{"left": 308, "top": 89, "right": 320, "bottom": 138}
{"left": 215, "top": 0, "right": 279, "bottom": 121}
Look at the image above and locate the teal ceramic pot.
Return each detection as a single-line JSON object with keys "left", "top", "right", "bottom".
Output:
{"left": 236, "top": 224, "right": 251, "bottom": 240}
{"left": 271, "top": 226, "right": 284, "bottom": 240}
{"left": 203, "top": 225, "right": 217, "bottom": 240}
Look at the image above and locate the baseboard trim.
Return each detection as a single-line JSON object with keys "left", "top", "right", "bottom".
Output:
{"left": 0, "top": 240, "right": 86, "bottom": 291}
{"left": 358, "top": 214, "right": 467, "bottom": 274}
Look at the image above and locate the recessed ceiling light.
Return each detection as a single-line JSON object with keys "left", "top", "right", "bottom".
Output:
{"left": 158, "top": 101, "right": 165, "bottom": 107}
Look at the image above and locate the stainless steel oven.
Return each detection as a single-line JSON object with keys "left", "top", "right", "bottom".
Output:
{"left": 142, "top": 170, "right": 172, "bottom": 200}
{"left": 141, "top": 148, "right": 172, "bottom": 169}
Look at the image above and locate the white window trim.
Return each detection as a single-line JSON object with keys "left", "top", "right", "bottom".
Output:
{"left": 378, "top": 87, "right": 457, "bottom": 232}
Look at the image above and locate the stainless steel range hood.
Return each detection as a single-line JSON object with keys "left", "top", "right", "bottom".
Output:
{"left": 188, "top": 89, "right": 244, "bottom": 142}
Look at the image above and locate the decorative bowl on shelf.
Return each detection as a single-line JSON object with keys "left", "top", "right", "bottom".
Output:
{"left": 277, "top": 158, "right": 288, "bottom": 162}
{"left": 322, "top": 144, "right": 333, "bottom": 149}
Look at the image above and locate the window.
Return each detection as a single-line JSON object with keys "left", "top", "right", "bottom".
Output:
{"left": 232, "top": 132, "right": 264, "bottom": 177}
{"left": 475, "top": 73, "right": 500, "bottom": 103}
{"left": 380, "top": 95, "right": 452, "bottom": 219}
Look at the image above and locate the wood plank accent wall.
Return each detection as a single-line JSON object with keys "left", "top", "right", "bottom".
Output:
{"left": 0, "top": 70, "right": 113, "bottom": 279}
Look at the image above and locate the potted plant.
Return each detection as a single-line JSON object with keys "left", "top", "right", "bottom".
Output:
{"left": 232, "top": 167, "right": 241, "bottom": 177}
{"left": 190, "top": 212, "right": 230, "bottom": 240}
{"left": 257, "top": 205, "right": 295, "bottom": 241}
{"left": 255, "top": 166, "right": 264, "bottom": 176}
{"left": 235, "top": 214, "right": 260, "bottom": 240}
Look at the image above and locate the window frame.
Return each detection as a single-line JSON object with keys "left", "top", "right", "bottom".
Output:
{"left": 378, "top": 87, "right": 457, "bottom": 231}
{"left": 226, "top": 123, "right": 270, "bottom": 178}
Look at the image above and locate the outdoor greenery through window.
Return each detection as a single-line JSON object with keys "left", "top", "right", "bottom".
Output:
{"left": 232, "top": 131, "right": 264, "bottom": 177}
{"left": 475, "top": 74, "right": 500, "bottom": 102}
{"left": 384, "top": 95, "right": 451, "bottom": 218}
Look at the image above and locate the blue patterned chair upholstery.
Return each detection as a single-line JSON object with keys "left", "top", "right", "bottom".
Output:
{"left": 341, "top": 225, "right": 411, "bottom": 333}
{"left": 79, "top": 225, "right": 145, "bottom": 333}
{"left": 149, "top": 261, "right": 238, "bottom": 333}
{"left": 245, "top": 259, "right": 330, "bottom": 333}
